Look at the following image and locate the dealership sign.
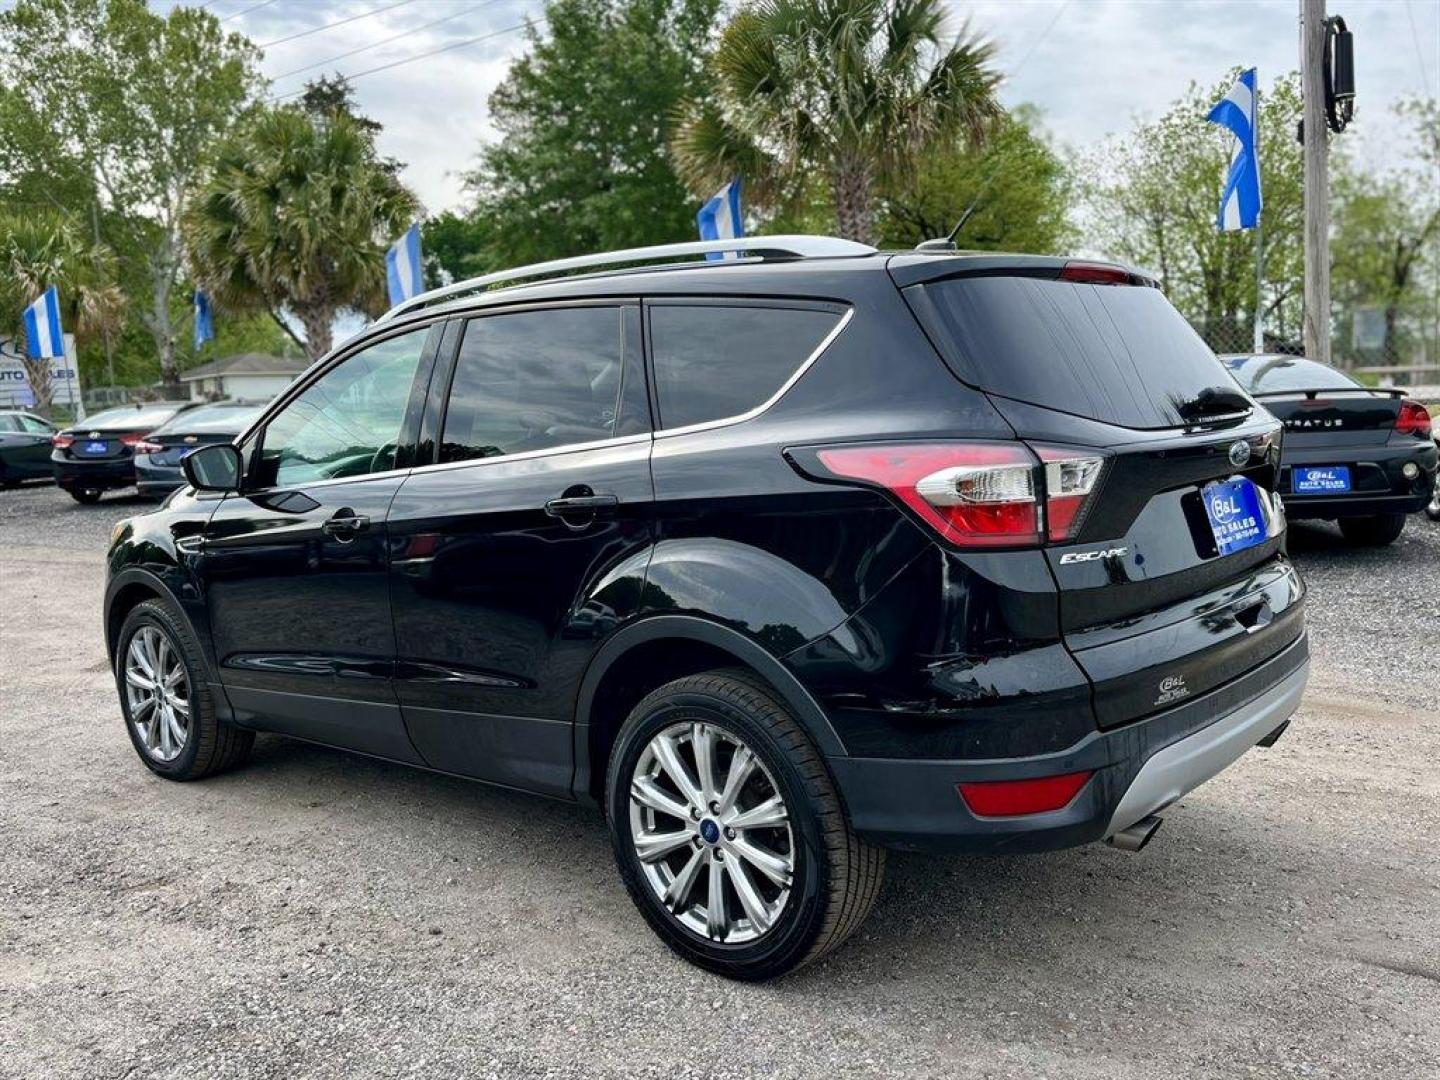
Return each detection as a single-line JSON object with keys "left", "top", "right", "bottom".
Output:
{"left": 0, "top": 336, "right": 80, "bottom": 408}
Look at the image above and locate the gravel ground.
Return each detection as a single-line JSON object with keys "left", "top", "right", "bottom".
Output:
{"left": 2, "top": 481, "right": 1438, "bottom": 1079}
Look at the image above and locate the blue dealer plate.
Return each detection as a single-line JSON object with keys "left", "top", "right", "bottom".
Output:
{"left": 1202, "top": 477, "right": 1267, "bottom": 557}
{"left": 82, "top": 440, "right": 109, "bottom": 455}
{"left": 1293, "top": 465, "right": 1351, "bottom": 494}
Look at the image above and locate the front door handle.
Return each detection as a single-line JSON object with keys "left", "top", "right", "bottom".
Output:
{"left": 544, "top": 494, "right": 619, "bottom": 515}
{"left": 321, "top": 510, "right": 370, "bottom": 540}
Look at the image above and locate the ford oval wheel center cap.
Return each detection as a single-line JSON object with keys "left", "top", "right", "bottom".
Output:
{"left": 699, "top": 818, "right": 721, "bottom": 845}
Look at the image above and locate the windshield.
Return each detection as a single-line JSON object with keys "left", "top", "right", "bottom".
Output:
{"left": 1221, "top": 355, "right": 1360, "bottom": 395}
{"left": 911, "top": 276, "right": 1235, "bottom": 429}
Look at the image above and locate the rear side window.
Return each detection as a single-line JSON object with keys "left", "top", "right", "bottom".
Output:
{"left": 441, "top": 307, "right": 625, "bottom": 462}
{"left": 1223, "top": 355, "right": 1359, "bottom": 394}
{"left": 911, "top": 276, "right": 1234, "bottom": 429}
{"left": 649, "top": 304, "right": 842, "bottom": 429}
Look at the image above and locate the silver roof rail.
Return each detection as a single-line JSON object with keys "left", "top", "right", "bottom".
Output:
{"left": 378, "top": 234, "right": 876, "bottom": 322}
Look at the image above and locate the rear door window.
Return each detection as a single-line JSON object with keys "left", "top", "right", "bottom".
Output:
{"left": 440, "top": 306, "right": 628, "bottom": 463}
{"left": 649, "top": 303, "right": 843, "bottom": 429}
{"left": 910, "top": 276, "right": 1235, "bottom": 429}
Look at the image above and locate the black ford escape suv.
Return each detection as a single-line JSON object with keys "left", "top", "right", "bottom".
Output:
{"left": 104, "top": 237, "right": 1308, "bottom": 981}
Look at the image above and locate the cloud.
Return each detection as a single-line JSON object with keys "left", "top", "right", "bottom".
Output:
{"left": 178, "top": 0, "right": 1437, "bottom": 211}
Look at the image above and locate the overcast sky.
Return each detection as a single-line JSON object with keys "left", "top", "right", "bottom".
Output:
{"left": 157, "top": 0, "right": 1438, "bottom": 213}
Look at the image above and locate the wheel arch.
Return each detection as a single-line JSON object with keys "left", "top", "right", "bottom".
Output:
{"left": 105, "top": 568, "right": 190, "bottom": 663}
{"left": 572, "top": 615, "right": 846, "bottom": 805}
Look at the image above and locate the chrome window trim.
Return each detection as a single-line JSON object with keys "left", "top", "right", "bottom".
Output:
{"left": 652, "top": 306, "right": 854, "bottom": 439}
{"left": 404, "top": 431, "right": 654, "bottom": 478}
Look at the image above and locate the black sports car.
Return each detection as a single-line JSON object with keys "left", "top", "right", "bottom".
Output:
{"left": 50, "top": 401, "right": 195, "bottom": 503}
{"left": 131, "top": 401, "right": 263, "bottom": 498}
{"left": 0, "top": 410, "right": 58, "bottom": 486}
{"left": 1222, "top": 353, "right": 1437, "bottom": 545}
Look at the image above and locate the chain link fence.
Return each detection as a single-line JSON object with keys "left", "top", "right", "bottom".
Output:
{"left": 1186, "top": 298, "right": 1440, "bottom": 391}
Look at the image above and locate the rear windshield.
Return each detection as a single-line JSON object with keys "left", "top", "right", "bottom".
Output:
{"left": 910, "top": 276, "right": 1235, "bottom": 429}
{"left": 81, "top": 404, "right": 186, "bottom": 431}
{"left": 1221, "top": 354, "right": 1359, "bottom": 395}
{"left": 151, "top": 404, "right": 261, "bottom": 435}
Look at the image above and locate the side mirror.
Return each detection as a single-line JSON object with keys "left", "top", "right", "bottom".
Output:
{"left": 183, "top": 443, "right": 243, "bottom": 492}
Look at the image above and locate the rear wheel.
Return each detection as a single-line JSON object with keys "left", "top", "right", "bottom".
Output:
{"left": 1338, "top": 512, "right": 1407, "bottom": 546}
{"left": 116, "top": 599, "right": 253, "bottom": 780}
{"left": 69, "top": 487, "right": 103, "bottom": 504}
{"left": 606, "top": 669, "right": 884, "bottom": 981}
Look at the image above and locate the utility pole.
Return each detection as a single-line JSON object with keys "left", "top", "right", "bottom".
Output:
{"left": 92, "top": 201, "right": 116, "bottom": 389}
{"left": 1301, "top": 0, "right": 1332, "bottom": 365}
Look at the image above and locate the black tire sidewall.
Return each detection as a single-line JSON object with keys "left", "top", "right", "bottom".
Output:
{"left": 115, "top": 601, "right": 208, "bottom": 779}
{"left": 1339, "top": 512, "right": 1406, "bottom": 545}
{"left": 606, "top": 680, "right": 835, "bottom": 979}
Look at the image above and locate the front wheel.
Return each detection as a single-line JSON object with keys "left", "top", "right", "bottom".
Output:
{"left": 606, "top": 669, "right": 884, "bottom": 981}
{"left": 116, "top": 599, "right": 253, "bottom": 780}
{"left": 1338, "top": 512, "right": 1407, "bottom": 546}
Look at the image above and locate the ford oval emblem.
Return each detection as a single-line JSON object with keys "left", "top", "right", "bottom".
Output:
{"left": 1227, "top": 440, "right": 1250, "bottom": 468}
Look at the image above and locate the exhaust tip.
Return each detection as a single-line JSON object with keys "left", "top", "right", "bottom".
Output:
{"left": 1106, "top": 814, "right": 1163, "bottom": 853}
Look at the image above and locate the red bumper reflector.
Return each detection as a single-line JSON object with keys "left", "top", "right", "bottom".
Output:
{"left": 958, "top": 771, "right": 1093, "bottom": 817}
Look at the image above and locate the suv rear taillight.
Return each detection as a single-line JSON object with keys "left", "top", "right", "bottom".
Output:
{"left": 52, "top": 434, "right": 74, "bottom": 449}
{"left": 807, "top": 442, "right": 1107, "bottom": 549}
{"left": 130, "top": 439, "right": 164, "bottom": 455}
{"left": 1035, "top": 446, "right": 1107, "bottom": 541}
{"left": 816, "top": 443, "right": 1040, "bottom": 547}
{"left": 1396, "top": 399, "right": 1432, "bottom": 438}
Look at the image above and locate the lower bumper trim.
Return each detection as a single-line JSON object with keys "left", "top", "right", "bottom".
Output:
{"left": 1106, "top": 660, "right": 1308, "bottom": 835}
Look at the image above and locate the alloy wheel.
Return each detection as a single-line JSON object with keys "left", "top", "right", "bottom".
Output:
{"left": 124, "top": 625, "right": 191, "bottom": 763}
{"left": 628, "top": 721, "right": 794, "bottom": 944}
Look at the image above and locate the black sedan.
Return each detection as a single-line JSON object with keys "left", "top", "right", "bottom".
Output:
{"left": 51, "top": 402, "right": 195, "bottom": 504}
{"left": 132, "top": 401, "right": 263, "bottom": 498}
{"left": 0, "top": 410, "right": 58, "bottom": 486}
{"left": 1222, "top": 353, "right": 1438, "bottom": 545}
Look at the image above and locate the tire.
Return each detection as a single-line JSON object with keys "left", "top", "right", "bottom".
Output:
{"left": 1338, "top": 512, "right": 1407, "bottom": 546}
{"left": 69, "top": 487, "right": 103, "bottom": 504}
{"left": 1426, "top": 470, "right": 1440, "bottom": 523}
{"left": 606, "top": 668, "right": 884, "bottom": 981}
{"left": 115, "top": 599, "right": 253, "bottom": 780}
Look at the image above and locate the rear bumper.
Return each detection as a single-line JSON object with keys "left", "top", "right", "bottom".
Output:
{"left": 134, "top": 461, "right": 185, "bottom": 497}
{"left": 829, "top": 632, "right": 1309, "bottom": 853}
{"left": 1279, "top": 440, "right": 1437, "bottom": 519}
{"left": 52, "top": 456, "right": 135, "bottom": 492}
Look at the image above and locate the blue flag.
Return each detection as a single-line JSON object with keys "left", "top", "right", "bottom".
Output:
{"left": 22, "top": 285, "right": 64, "bottom": 359}
{"left": 1206, "top": 68, "right": 1262, "bottom": 231}
{"left": 194, "top": 290, "right": 215, "bottom": 350}
{"left": 386, "top": 223, "right": 424, "bottom": 306}
{"left": 697, "top": 178, "right": 743, "bottom": 261}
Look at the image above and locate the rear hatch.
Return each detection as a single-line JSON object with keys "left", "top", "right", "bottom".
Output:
{"left": 899, "top": 258, "right": 1303, "bottom": 729}
{"left": 144, "top": 432, "right": 235, "bottom": 466}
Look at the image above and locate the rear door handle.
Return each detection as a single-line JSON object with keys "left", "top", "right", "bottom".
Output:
{"left": 321, "top": 510, "right": 370, "bottom": 539}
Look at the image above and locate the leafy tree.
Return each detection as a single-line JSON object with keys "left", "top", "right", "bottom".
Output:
{"left": 464, "top": 0, "right": 722, "bottom": 266}
{"left": 421, "top": 211, "right": 494, "bottom": 288}
{"left": 877, "top": 105, "right": 1074, "bottom": 253}
{"left": 0, "top": 211, "right": 124, "bottom": 414}
{"left": 1082, "top": 72, "right": 1305, "bottom": 352}
{"left": 185, "top": 106, "right": 422, "bottom": 359}
{"left": 671, "top": 0, "right": 1002, "bottom": 244}
{"left": 0, "top": 0, "right": 262, "bottom": 390}
{"left": 1331, "top": 97, "right": 1440, "bottom": 365}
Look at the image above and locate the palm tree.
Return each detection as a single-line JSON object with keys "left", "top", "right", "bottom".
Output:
{"left": 671, "top": 0, "right": 1002, "bottom": 245}
{"left": 0, "top": 211, "right": 125, "bottom": 415}
{"left": 185, "top": 105, "right": 421, "bottom": 360}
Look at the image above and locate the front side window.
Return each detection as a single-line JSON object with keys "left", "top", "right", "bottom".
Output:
{"left": 649, "top": 304, "right": 843, "bottom": 429}
{"left": 256, "top": 328, "right": 428, "bottom": 487}
{"left": 440, "top": 306, "right": 624, "bottom": 463}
